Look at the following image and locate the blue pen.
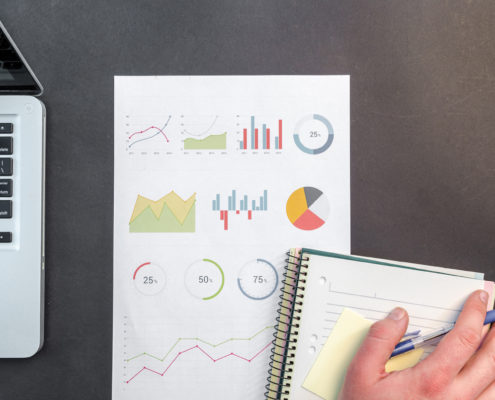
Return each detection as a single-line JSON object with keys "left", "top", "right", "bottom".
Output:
{"left": 391, "top": 309, "right": 495, "bottom": 358}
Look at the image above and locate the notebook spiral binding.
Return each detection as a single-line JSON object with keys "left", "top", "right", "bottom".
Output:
{"left": 265, "top": 249, "right": 310, "bottom": 400}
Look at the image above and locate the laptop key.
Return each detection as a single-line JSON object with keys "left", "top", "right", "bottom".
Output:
{"left": 0, "top": 232, "right": 12, "bottom": 243}
{"left": 0, "top": 123, "right": 13, "bottom": 134}
{"left": 0, "top": 200, "right": 12, "bottom": 218}
{"left": 0, "top": 137, "right": 12, "bottom": 155}
{"left": 0, "top": 158, "right": 12, "bottom": 176}
{"left": 0, "top": 179, "right": 12, "bottom": 196}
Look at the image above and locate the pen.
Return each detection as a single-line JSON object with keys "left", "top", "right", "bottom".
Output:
{"left": 390, "top": 309, "right": 495, "bottom": 358}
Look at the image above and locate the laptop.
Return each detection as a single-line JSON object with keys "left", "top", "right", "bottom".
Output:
{"left": 0, "top": 21, "right": 45, "bottom": 357}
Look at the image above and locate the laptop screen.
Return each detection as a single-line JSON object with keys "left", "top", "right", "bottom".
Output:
{"left": 0, "top": 22, "right": 42, "bottom": 95}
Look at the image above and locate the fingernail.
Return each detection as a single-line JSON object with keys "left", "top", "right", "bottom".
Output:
{"left": 480, "top": 290, "right": 489, "bottom": 304}
{"left": 388, "top": 307, "right": 406, "bottom": 321}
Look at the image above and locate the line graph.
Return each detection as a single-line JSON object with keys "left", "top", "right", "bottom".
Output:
{"left": 127, "top": 115, "right": 172, "bottom": 149}
{"left": 125, "top": 341, "right": 272, "bottom": 384}
{"left": 129, "top": 125, "right": 170, "bottom": 141}
{"left": 181, "top": 115, "right": 219, "bottom": 137}
{"left": 125, "top": 325, "right": 273, "bottom": 362}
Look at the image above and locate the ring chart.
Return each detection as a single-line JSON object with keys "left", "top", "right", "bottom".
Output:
{"left": 184, "top": 258, "right": 225, "bottom": 300}
{"left": 286, "top": 187, "right": 329, "bottom": 230}
{"left": 133, "top": 262, "right": 167, "bottom": 295}
{"left": 293, "top": 114, "right": 334, "bottom": 154}
{"left": 237, "top": 259, "right": 279, "bottom": 300}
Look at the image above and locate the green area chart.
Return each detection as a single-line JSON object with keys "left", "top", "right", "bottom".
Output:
{"left": 184, "top": 132, "right": 227, "bottom": 150}
{"left": 129, "top": 191, "right": 196, "bottom": 233}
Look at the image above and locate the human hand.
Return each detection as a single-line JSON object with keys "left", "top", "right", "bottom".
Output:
{"left": 339, "top": 290, "right": 495, "bottom": 400}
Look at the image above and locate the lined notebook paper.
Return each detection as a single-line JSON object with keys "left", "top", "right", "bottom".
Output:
{"left": 265, "top": 250, "right": 494, "bottom": 400}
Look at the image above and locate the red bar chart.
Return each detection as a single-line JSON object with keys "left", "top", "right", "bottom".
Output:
{"left": 212, "top": 190, "right": 268, "bottom": 230}
{"left": 239, "top": 116, "right": 283, "bottom": 150}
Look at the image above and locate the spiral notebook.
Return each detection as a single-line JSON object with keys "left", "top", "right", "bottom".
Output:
{"left": 265, "top": 249, "right": 494, "bottom": 400}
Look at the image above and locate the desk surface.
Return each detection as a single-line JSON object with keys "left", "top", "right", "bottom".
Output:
{"left": 2, "top": 1, "right": 495, "bottom": 399}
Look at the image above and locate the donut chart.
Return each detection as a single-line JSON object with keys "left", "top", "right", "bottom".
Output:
{"left": 237, "top": 259, "right": 279, "bottom": 300}
{"left": 184, "top": 259, "right": 225, "bottom": 300}
{"left": 286, "top": 187, "right": 329, "bottom": 230}
{"left": 293, "top": 114, "right": 334, "bottom": 154}
{"left": 133, "top": 262, "right": 167, "bottom": 295}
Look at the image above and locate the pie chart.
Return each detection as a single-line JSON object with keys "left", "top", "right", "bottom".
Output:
{"left": 286, "top": 187, "right": 329, "bottom": 230}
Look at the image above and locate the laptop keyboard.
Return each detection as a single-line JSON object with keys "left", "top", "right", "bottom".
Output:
{"left": 0, "top": 122, "right": 13, "bottom": 242}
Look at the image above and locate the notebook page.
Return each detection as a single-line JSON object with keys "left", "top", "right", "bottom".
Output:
{"left": 363, "top": 255, "right": 484, "bottom": 279}
{"left": 287, "top": 253, "right": 491, "bottom": 400}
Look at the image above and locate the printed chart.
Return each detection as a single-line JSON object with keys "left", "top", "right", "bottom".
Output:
{"left": 212, "top": 189, "right": 268, "bottom": 230}
{"left": 286, "top": 187, "right": 329, "bottom": 230}
{"left": 237, "top": 259, "right": 279, "bottom": 300}
{"left": 293, "top": 114, "right": 334, "bottom": 154}
{"left": 114, "top": 76, "right": 350, "bottom": 400}
{"left": 133, "top": 262, "right": 166, "bottom": 296}
{"left": 123, "top": 322, "right": 274, "bottom": 388}
{"left": 126, "top": 115, "right": 173, "bottom": 151}
{"left": 129, "top": 192, "right": 196, "bottom": 233}
{"left": 239, "top": 116, "right": 283, "bottom": 151}
{"left": 180, "top": 115, "right": 228, "bottom": 151}
{"left": 184, "top": 259, "right": 225, "bottom": 300}
{"left": 183, "top": 133, "right": 226, "bottom": 150}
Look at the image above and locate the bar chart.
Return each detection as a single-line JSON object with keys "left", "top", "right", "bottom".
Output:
{"left": 239, "top": 116, "right": 283, "bottom": 151}
{"left": 211, "top": 189, "right": 268, "bottom": 230}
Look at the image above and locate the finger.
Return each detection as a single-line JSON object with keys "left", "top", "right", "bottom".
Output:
{"left": 347, "top": 307, "right": 408, "bottom": 384}
{"left": 477, "top": 379, "right": 495, "bottom": 400}
{"left": 417, "top": 290, "right": 488, "bottom": 381}
{"left": 454, "top": 325, "right": 495, "bottom": 398}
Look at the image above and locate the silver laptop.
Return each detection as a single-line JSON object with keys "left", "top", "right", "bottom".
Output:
{"left": 0, "top": 21, "right": 45, "bottom": 357}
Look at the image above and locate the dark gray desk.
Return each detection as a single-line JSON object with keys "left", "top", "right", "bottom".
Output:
{"left": 2, "top": 1, "right": 495, "bottom": 399}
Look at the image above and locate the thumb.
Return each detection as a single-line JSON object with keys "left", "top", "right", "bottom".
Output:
{"left": 349, "top": 308, "right": 409, "bottom": 383}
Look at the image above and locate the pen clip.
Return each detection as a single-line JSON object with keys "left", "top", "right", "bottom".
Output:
{"left": 402, "top": 330, "right": 421, "bottom": 340}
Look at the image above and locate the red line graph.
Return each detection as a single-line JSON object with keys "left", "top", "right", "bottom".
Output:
{"left": 128, "top": 126, "right": 170, "bottom": 142}
{"left": 126, "top": 341, "right": 272, "bottom": 384}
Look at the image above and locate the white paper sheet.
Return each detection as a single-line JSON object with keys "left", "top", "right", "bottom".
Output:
{"left": 112, "top": 76, "right": 350, "bottom": 399}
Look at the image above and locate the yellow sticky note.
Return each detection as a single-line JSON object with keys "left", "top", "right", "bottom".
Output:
{"left": 385, "top": 347, "right": 424, "bottom": 372}
{"left": 303, "top": 308, "right": 424, "bottom": 400}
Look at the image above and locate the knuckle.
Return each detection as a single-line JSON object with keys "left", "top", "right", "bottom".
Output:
{"left": 485, "top": 338, "right": 495, "bottom": 367}
{"left": 418, "top": 367, "right": 451, "bottom": 397}
{"left": 455, "top": 326, "right": 481, "bottom": 350}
